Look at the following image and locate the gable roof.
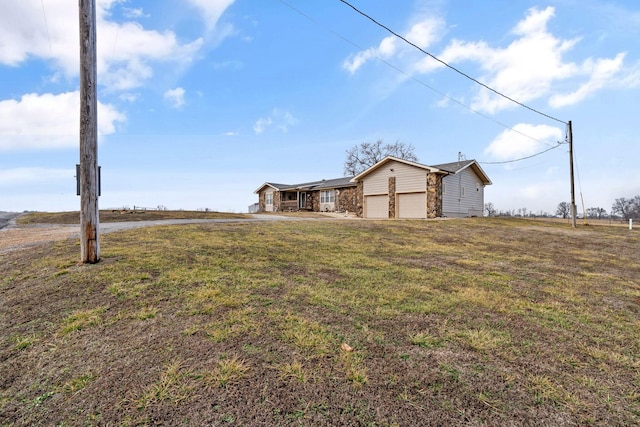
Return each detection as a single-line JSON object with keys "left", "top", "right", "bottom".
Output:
{"left": 432, "top": 160, "right": 492, "bottom": 185}
{"left": 254, "top": 176, "right": 356, "bottom": 194}
{"left": 350, "top": 156, "right": 492, "bottom": 185}
{"left": 350, "top": 156, "right": 444, "bottom": 182}
{"left": 253, "top": 182, "right": 290, "bottom": 194}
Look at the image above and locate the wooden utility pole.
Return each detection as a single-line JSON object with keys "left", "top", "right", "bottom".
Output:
{"left": 79, "top": 0, "right": 100, "bottom": 263}
{"left": 568, "top": 120, "right": 577, "bottom": 228}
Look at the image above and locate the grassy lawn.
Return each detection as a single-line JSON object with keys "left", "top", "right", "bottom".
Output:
{"left": 16, "top": 210, "right": 250, "bottom": 225}
{"left": 1, "top": 218, "right": 639, "bottom": 425}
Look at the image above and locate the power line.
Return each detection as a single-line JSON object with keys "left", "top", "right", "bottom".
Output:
{"left": 41, "top": 0, "right": 53, "bottom": 56}
{"left": 479, "top": 141, "right": 565, "bottom": 165}
{"left": 278, "top": 0, "right": 557, "bottom": 149}
{"left": 337, "top": 0, "right": 568, "bottom": 125}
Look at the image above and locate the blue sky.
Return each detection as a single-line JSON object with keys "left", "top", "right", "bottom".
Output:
{"left": 1, "top": 0, "right": 639, "bottom": 214}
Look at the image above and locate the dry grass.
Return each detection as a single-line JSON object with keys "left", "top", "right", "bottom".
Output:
{"left": 1, "top": 217, "right": 639, "bottom": 425}
{"left": 16, "top": 209, "right": 249, "bottom": 225}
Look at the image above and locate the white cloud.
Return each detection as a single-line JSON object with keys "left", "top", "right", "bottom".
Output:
{"left": 253, "top": 109, "right": 298, "bottom": 135}
{"left": 164, "top": 87, "right": 186, "bottom": 108}
{"left": 0, "top": 0, "right": 206, "bottom": 91}
{"left": 253, "top": 117, "right": 272, "bottom": 135}
{"left": 119, "top": 93, "right": 140, "bottom": 103}
{"left": 443, "top": 6, "right": 635, "bottom": 113}
{"left": 343, "top": 17, "right": 444, "bottom": 74}
{"left": 344, "top": 6, "right": 633, "bottom": 114}
{"left": 484, "top": 123, "right": 564, "bottom": 162}
{"left": 186, "top": 0, "right": 236, "bottom": 30}
{"left": 549, "top": 53, "right": 626, "bottom": 107}
{"left": 122, "top": 7, "right": 147, "bottom": 19}
{"left": 444, "top": 7, "right": 581, "bottom": 113}
{"left": 0, "top": 92, "right": 126, "bottom": 151}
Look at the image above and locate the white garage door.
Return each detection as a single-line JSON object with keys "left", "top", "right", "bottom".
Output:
{"left": 365, "top": 195, "right": 388, "bottom": 218}
{"left": 398, "top": 192, "right": 426, "bottom": 219}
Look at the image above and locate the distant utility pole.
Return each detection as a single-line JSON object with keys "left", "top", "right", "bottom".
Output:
{"left": 568, "top": 120, "right": 577, "bottom": 228}
{"left": 79, "top": 0, "right": 100, "bottom": 263}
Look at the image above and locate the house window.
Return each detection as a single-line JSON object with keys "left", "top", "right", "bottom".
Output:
{"left": 442, "top": 183, "right": 446, "bottom": 194}
{"left": 265, "top": 192, "right": 273, "bottom": 205}
{"left": 320, "top": 190, "right": 335, "bottom": 204}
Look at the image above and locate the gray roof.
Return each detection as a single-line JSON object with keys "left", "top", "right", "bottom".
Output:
{"left": 291, "top": 176, "right": 356, "bottom": 190}
{"left": 258, "top": 176, "right": 356, "bottom": 193}
{"left": 265, "top": 183, "right": 292, "bottom": 191}
{"left": 431, "top": 159, "right": 491, "bottom": 185}
{"left": 431, "top": 160, "right": 475, "bottom": 173}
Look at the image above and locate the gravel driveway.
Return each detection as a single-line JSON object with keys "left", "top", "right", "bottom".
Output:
{"left": 0, "top": 215, "right": 313, "bottom": 254}
{"left": 0, "top": 212, "right": 21, "bottom": 230}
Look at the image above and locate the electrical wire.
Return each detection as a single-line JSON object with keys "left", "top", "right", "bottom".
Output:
{"left": 479, "top": 141, "right": 566, "bottom": 164}
{"left": 278, "top": 0, "right": 558, "bottom": 150}
{"left": 337, "top": 0, "right": 568, "bottom": 126}
{"left": 41, "top": 0, "right": 53, "bottom": 56}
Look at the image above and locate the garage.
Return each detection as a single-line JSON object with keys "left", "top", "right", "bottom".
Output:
{"left": 397, "top": 192, "right": 426, "bottom": 219}
{"left": 365, "top": 195, "right": 388, "bottom": 218}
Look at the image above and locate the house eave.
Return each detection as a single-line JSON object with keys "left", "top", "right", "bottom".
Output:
{"left": 253, "top": 182, "right": 285, "bottom": 194}
{"left": 351, "top": 156, "right": 444, "bottom": 182}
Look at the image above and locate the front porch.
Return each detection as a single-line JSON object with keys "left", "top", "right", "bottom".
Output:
{"left": 279, "top": 191, "right": 312, "bottom": 211}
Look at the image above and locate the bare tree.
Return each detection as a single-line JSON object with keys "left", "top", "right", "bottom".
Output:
{"left": 344, "top": 140, "right": 418, "bottom": 176}
{"left": 586, "top": 207, "right": 607, "bottom": 219}
{"left": 611, "top": 197, "right": 634, "bottom": 220}
{"left": 612, "top": 196, "right": 640, "bottom": 220}
{"left": 484, "top": 202, "right": 497, "bottom": 217}
{"left": 633, "top": 195, "right": 640, "bottom": 219}
{"left": 556, "top": 202, "right": 571, "bottom": 219}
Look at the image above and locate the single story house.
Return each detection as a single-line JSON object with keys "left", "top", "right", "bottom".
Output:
{"left": 254, "top": 176, "right": 358, "bottom": 214}
{"left": 254, "top": 156, "right": 491, "bottom": 218}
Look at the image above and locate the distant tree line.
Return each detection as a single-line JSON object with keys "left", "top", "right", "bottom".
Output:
{"left": 484, "top": 202, "right": 552, "bottom": 218}
{"left": 610, "top": 196, "right": 640, "bottom": 220}
{"left": 484, "top": 194, "right": 640, "bottom": 220}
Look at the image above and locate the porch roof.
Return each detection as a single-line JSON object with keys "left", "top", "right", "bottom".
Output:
{"left": 254, "top": 176, "right": 356, "bottom": 194}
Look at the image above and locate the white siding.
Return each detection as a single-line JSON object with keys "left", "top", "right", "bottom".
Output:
{"left": 362, "top": 160, "right": 428, "bottom": 195}
{"left": 442, "top": 167, "right": 485, "bottom": 217}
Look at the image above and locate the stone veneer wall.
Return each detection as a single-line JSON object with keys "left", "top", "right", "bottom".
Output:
{"left": 426, "top": 174, "right": 443, "bottom": 218}
{"left": 337, "top": 187, "right": 358, "bottom": 213}
{"left": 310, "top": 192, "right": 319, "bottom": 212}
{"left": 388, "top": 177, "right": 396, "bottom": 219}
{"left": 258, "top": 192, "right": 266, "bottom": 212}
{"left": 355, "top": 182, "right": 364, "bottom": 217}
{"left": 273, "top": 191, "right": 282, "bottom": 212}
